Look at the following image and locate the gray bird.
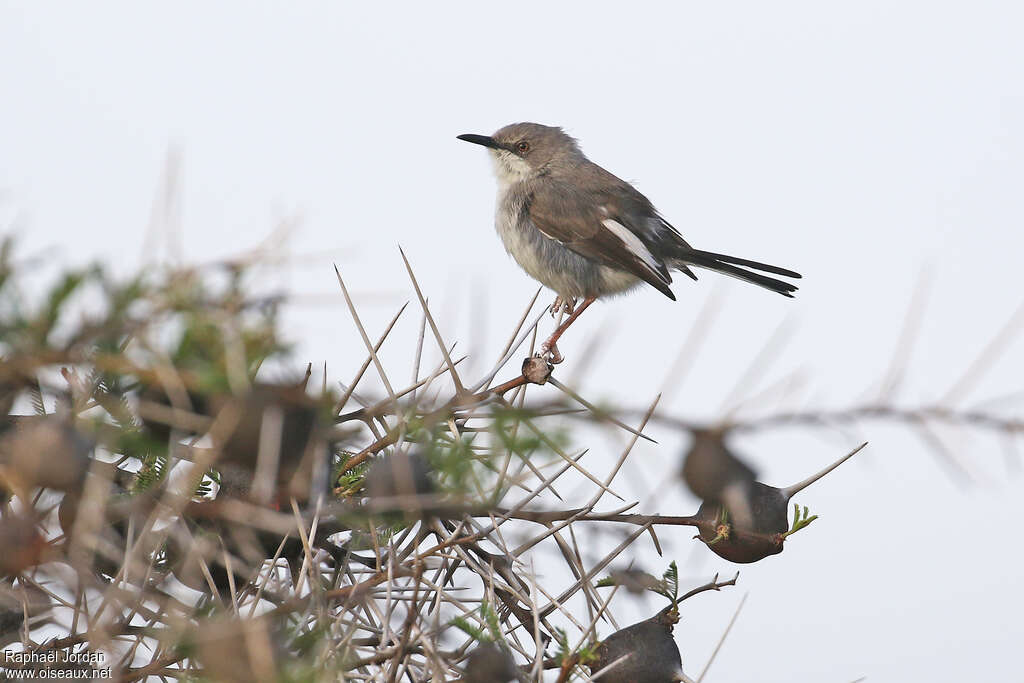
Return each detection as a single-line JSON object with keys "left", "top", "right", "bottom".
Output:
{"left": 458, "top": 123, "right": 801, "bottom": 362}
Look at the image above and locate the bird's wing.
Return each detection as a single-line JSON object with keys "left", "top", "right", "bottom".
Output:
{"left": 527, "top": 180, "right": 676, "bottom": 299}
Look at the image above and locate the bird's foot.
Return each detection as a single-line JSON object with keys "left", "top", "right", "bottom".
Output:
{"left": 538, "top": 340, "right": 564, "bottom": 365}
{"left": 549, "top": 296, "right": 577, "bottom": 318}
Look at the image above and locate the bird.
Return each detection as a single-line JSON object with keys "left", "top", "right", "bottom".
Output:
{"left": 457, "top": 122, "right": 801, "bottom": 362}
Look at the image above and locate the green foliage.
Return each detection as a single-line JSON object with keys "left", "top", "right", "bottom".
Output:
{"left": 289, "top": 621, "right": 330, "bottom": 658}
{"left": 193, "top": 473, "right": 214, "bottom": 498}
{"left": 450, "top": 600, "right": 504, "bottom": 644}
{"left": 551, "top": 625, "right": 599, "bottom": 670}
{"left": 703, "top": 505, "right": 731, "bottom": 546}
{"left": 449, "top": 616, "right": 488, "bottom": 643}
{"left": 658, "top": 561, "right": 679, "bottom": 603}
{"left": 0, "top": 238, "right": 294, "bottom": 536}
{"left": 0, "top": 237, "right": 14, "bottom": 294}
{"left": 575, "top": 642, "right": 599, "bottom": 667}
{"left": 552, "top": 626, "right": 571, "bottom": 663}
{"left": 782, "top": 503, "right": 818, "bottom": 539}
{"left": 597, "top": 562, "right": 680, "bottom": 606}
{"left": 481, "top": 599, "right": 502, "bottom": 642}
{"left": 334, "top": 451, "right": 370, "bottom": 496}
{"left": 133, "top": 451, "right": 211, "bottom": 499}
{"left": 346, "top": 521, "right": 404, "bottom": 551}
{"left": 133, "top": 453, "right": 168, "bottom": 493}
{"left": 400, "top": 406, "right": 574, "bottom": 500}
{"left": 422, "top": 431, "right": 476, "bottom": 493}
{"left": 0, "top": 236, "right": 290, "bottom": 442}
{"left": 35, "top": 269, "right": 90, "bottom": 345}
{"left": 491, "top": 406, "right": 571, "bottom": 457}
{"left": 0, "top": 234, "right": 766, "bottom": 681}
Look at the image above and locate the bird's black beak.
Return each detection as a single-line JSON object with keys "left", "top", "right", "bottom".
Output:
{"left": 456, "top": 133, "right": 503, "bottom": 151}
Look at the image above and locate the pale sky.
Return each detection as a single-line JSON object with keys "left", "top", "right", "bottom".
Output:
{"left": 2, "top": 2, "right": 1023, "bottom": 681}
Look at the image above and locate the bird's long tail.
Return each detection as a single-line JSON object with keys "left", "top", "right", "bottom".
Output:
{"left": 672, "top": 248, "right": 801, "bottom": 297}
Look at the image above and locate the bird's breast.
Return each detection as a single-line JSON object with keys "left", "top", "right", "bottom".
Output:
{"left": 494, "top": 187, "right": 555, "bottom": 286}
{"left": 492, "top": 185, "right": 641, "bottom": 299}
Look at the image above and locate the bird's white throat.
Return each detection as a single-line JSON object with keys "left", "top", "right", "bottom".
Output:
{"left": 489, "top": 149, "right": 533, "bottom": 187}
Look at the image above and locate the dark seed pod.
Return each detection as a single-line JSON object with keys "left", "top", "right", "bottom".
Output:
{"left": 167, "top": 508, "right": 341, "bottom": 598}
{"left": 213, "top": 383, "right": 332, "bottom": 504}
{"left": 213, "top": 462, "right": 261, "bottom": 500}
{"left": 140, "top": 380, "right": 330, "bottom": 504}
{"left": 588, "top": 610, "right": 683, "bottom": 682}
{"left": 216, "top": 384, "right": 316, "bottom": 464}
{"left": 463, "top": 642, "right": 518, "bottom": 683}
{"left": 137, "top": 382, "right": 210, "bottom": 446}
{"left": 696, "top": 443, "right": 867, "bottom": 564}
{"left": 187, "top": 615, "right": 290, "bottom": 683}
{"left": 0, "top": 583, "right": 52, "bottom": 647}
{"left": 365, "top": 451, "right": 434, "bottom": 503}
{"left": 0, "top": 515, "right": 51, "bottom": 577}
{"left": 164, "top": 516, "right": 265, "bottom": 598}
{"left": 0, "top": 416, "right": 92, "bottom": 498}
{"left": 59, "top": 482, "right": 163, "bottom": 581}
{"left": 56, "top": 468, "right": 124, "bottom": 540}
{"left": 0, "top": 602, "right": 24, "bottom": 641}
{"left": 169, "top": 462, "right": 354, "bottom": 596}
{"left": 695, "top": 482, "right": 789, "bottom": 563}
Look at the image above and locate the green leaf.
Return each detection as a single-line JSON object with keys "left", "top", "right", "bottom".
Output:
{"left": 662, "top": 561, "right": 679, "bottom": 602}
{"left": 36, "top": 270, "right": 88, "bottom": 341}
{"left": 449, "top": 616, "right": 488, "bottom": 643}
{"left": 481, "top": 600, "right": 502, "bottom": 642}
{"left": 552, "top": 627, "right": 570, "bottom": 663}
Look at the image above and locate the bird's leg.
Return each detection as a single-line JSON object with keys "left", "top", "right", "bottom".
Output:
{"left": 549, "top": 295, "right": 577, "bottom": 318}
{"left": 538, "top": 296, "right": 595, "bottom": 364}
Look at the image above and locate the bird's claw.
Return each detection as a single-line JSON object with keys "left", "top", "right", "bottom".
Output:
{"left": 549, "top": 296, "right": 577, "bottom": 318}
{"left": 538, "top": 341, "right": 564, "bottom": 365}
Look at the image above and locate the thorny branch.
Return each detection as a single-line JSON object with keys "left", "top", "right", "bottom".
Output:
{"left": 1, "top": 240, "right": 1019, "bottom": 681}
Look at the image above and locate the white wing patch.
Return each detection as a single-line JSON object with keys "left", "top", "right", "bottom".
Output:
{"left": 601, "top": 218, "right": 665, "bottom": 279}
{"left": 533, "top": 222, "right": 563, "bottom": 243}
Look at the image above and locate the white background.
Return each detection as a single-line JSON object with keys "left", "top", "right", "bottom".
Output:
{"left": 2, "top": 2, "right": 1022, "bottom": 681}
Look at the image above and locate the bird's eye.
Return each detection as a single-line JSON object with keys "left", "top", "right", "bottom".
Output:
{"left": 516, "top": 141, "right": 530, "bottom": 153}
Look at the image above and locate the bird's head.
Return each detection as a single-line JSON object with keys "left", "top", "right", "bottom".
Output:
{"left": 457, "top": 122, "right": 580, "bottom": 184}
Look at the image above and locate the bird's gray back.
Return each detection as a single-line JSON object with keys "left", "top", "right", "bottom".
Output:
{"left": 548, "top": 158, "right": 682, "bottom": 246}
